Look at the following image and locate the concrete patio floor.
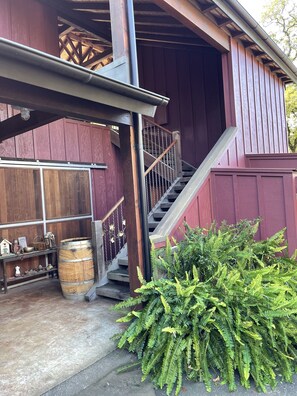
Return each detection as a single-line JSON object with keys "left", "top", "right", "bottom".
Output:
{"left": 1, "top": 278, "right": 297, "bottom": 396}
{"left": 0, "top": 278, "right": 121, "bottom": 396}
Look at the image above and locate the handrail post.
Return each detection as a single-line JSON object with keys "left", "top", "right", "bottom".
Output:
{"left": 173, "top": 130, "right": 182, "bottom": 178}
{"left": 92, "top": 220, "right": 106, "bottom": 282}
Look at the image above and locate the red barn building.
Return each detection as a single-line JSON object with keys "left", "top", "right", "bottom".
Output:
{"left": 0, "top": 0, "right": 296, "bottom": 298}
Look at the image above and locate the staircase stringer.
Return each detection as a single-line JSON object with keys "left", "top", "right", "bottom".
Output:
{"left": 151, "top": 126, "right": 239, "bottom": 241}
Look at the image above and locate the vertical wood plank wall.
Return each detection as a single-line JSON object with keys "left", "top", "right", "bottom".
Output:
{"left": 219, "top": 39, "right": 288, "bottom": 168}
{"left": 0, "top": 0, "right": 59, "bottom": 55}
{"left": 138, "top": 45, "right": 226, "bottom": 168}
{"left": 211, "top": 169, "right": 297, "bottom": 254}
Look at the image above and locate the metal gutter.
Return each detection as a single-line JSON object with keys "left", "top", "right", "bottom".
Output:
{"left": 0, "top": 38, "right": 169, "bottom": 116}
{"left": 212, "top": 0, "right": 297, "bottom": 84}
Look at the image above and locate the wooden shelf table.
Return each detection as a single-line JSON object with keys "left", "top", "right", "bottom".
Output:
{"left": 0, "top": 248, "right": 57, "bottom": 294}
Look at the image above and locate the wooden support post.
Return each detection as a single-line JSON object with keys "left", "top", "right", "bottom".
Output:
{"left": 109, "top": 0, "right": 131, "bottom": 83}
{"left": 86, "top": 220, "right": 106, "bottom": 302}
{"left": 91, "top": 220, "right": 105, "bottom": 282}
{"left": 119, "top": 124, "right": 144, "bottom": 295}
{"left": 173, "top": 130, "right": 182, "bottom": 178}
{"left": 110, "top": 0, "right": 149, "bottom": 291}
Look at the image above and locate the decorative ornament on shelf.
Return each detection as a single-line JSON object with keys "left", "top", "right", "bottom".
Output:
{"left": 44, "top": 232, "right": 56, "bottom": 249}
{"left": 12, "top": 239, "right": 21, "bottom": 255}
{"left": 0, "top": 238, "right": 12, "bottom": 256}
{"left": 15, "top": 266, "right": 21, "bottom": 277}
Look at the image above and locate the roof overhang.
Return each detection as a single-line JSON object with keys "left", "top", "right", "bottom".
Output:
{"left": 0, "top": 38, "right": 169, "bottom": 125}
{"left": 212, "top": 0, "right": 297, "bottom": 84}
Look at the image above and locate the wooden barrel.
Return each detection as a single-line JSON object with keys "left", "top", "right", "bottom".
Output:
{"left": 58, "top": 238, "right": 94, "bottom": 301}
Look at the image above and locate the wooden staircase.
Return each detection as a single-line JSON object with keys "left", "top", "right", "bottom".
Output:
{"left": 147, "top": 162, "right": 195, "bottom": 232}
{"left": 96, "top": 161, "right": 195, "bottom": 300}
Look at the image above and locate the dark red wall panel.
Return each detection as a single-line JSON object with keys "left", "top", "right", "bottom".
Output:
{"left": 246, "top": 154, "right": 297, "bottom": 169}
{"left": 212, "top": 169, "right": 297, "bottom": 254}
{"left": 78, "top": 124, "right": 93, "bottom": 163}
{"left": 229, "top": 39, "right": 288, "bottom": 162}
{"left": 0, "top": 0, "right": 58, "bottom": 55}
{"left": 64, "top": 121, "right": 80, "bottom": 162}
{"left": 15, "top": 132, "right": 35, "bottom": 159}
{"left": 48, "top": 120, "right": 66, "bottom": 161}
{"left": 33, "top": 125, "right": 51, "bottom": 160}
{"left": 138, "top": 45, "right": 226, "bottom": 168}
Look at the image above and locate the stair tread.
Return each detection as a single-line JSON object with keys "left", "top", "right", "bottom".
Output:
{"left": 96, "top": 283, "right": 130, "bottom": 300}
{"left": 118, "top": 257, "right": 128, "bottom": 266}
{"left": 148, "top": 221, "right": 159, "bottom": 228}
{"left": 182, "top": 170, "right": 195, "bottom": 176}
{"left": 173, "top": 185, "right": 184, "bottom": 192}
{"left": 180, "top": 176, "right": 191, "bottom": 183}
{"left": 153, "top": 211, "right": 166, "bottom": 220}
{"left": 167, "top": 192, "right": 179, "bottom": 201}
{"left": 108, "top": 268, "right": 129, "bottom": 283}
{"left": 160, "top": 202, "right": 172, "bottom": 210}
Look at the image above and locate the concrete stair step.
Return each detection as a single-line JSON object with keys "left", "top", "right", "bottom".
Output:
{"left": 117, "top": 257, "right": 128, "bottom": 267}
{"left": 180, "top": 176, "right": 191, "bottom": 184}
{"left": 160, "top": 202, "right": 172, "bottom": 210}
{"left": 173, "top": 184, "right": 184, "bottom": 193}
{"left": 167, "top": 192, "right": 179, "bottom": 201}
{"left": 182, "top": 170, "right": 195, "bottom": 177}
{"left": 107, "top": 268, "right": 129, "bottom": 283}
{"left": 96, "top": 283, "right": 130, "bottom": 300}
{"left": 153, "top": 211, "right": 166, "bottom": 220}
{"left": 148, "top": 221, "right": 159, "bottom": 231}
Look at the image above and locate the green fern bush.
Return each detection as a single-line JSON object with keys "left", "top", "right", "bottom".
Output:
{"left": 114, "top": 220, "right": 297, "bottom": 395}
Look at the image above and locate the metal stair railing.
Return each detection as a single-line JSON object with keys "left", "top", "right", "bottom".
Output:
{"left": 99, "top": 118, "right": 182, "bottom": 265}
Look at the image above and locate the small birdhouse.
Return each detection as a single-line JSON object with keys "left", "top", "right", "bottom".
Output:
{"left": 0, "top": 238, "right": 12, "bottom": 256}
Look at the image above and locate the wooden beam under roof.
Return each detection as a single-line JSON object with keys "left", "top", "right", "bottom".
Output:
{"left": 59, "top": 25, "right": 74, "bottom": 36}
{"left": 91, "top": 13, "right": 181, "bottom": 26}
{"left": 135, "top": 24, "right": 197, "bottom": 37}
{"left": 0, "top": 77, "right": 131, "bottom": 126}
{"left": 137, "top": 33, "right": 210, "bottom": 47}
{"left": 216, "top": 17, "right": 232, "bottom": 28}
{"left": 67, "top": 33, "right": 106, "bottom": 52}
{"left": 0, "top": 111, "right": 61, "bottom": 142}
{"left": 66, "top": 1, "right": 110, "bottom": 11}
{"left": 39, "top": 0, "right": 112, "bottom": 44}
{"left": 81, "top": 48, "right": 112, "bottom": 68}
{"left": 153, "top": 0, "right": 230, "bottom": 52}
{"left": 200, "top": 4, "right": 218, "bottom": 13}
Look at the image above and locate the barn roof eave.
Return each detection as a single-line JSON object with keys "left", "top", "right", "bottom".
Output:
{"left": 212, "top": 0, "right": 297, "bottom": 84}
{"left": 0, "top": 38, "right": 169, "bottom": 119}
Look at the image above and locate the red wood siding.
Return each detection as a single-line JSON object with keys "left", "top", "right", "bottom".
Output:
{"left": 0, "top": 0, "right": 59, "bottom": 55}
{"left": 211, "top": 168, "right": 297, "bottom": 255}
{"left": 246, "top": 154, "right": 297, "bottom": 169}
{"left": 138, "top": 45, "right": 226, "bottom": 168}
{"left": 0, "top": 120, "right": 110, "bottom": 163}
{"left": 228, "top": 39, "right": 288, "bottom": 166}
{"left": 92, "top": 132, "right": 123, "bottom": 220}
